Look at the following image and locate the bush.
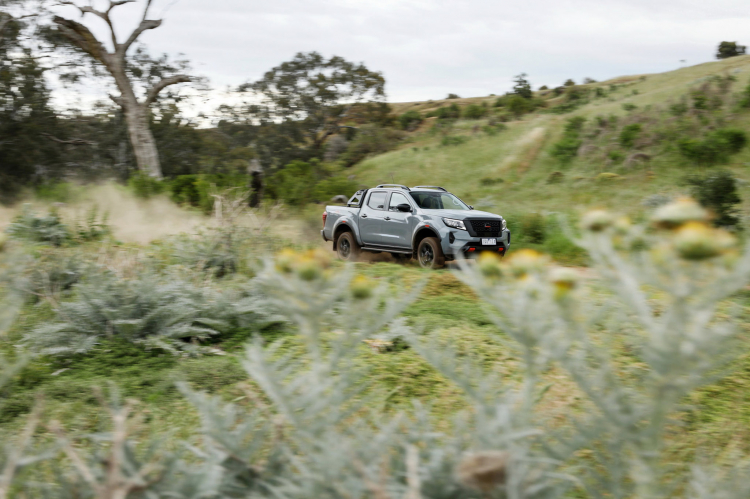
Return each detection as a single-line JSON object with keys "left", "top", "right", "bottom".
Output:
{"left": 440, "top": 135, "right": 469, "bottom": 147}
{"left": 462, "top": 104, "right": 486, "bottom": 119}
{"left": 520, "top": 212, "right": 546, "bottom": 244}
{"left": 619, "top": 123, "right": 642, "bottom": 148}
{"left": 127, "top": 172, "right": 165, "bottom": 198}
{"left": 678, "top": 128, "right": 747, "bottom": 165}
{"left": 23, "top": 270, "right": 275, "bottom": 356}
{"left": 5, "top": 205, "right": 69, "bottom": 246}
{"left": 446, "top": 93, "right": 460, "bottom": 99}
{"left": 339, "top": 126, "right": 404, "bottom": 167}
{"left": 622, "top": 103, "right": 638, "bottom": 111}
{"left": 716, "top": 41, "right": 747, "bottom": 59}
{"left": 167, "top": 174, "right": 247, "bottom": 214}
{"left": 397, "top": 110, "right": 423, "bottom": 130}
{"left": 550, "top": 116, "right": 585, "bottom": 164}
{"left": 426, "top": 103, "right": 461, "bottom": 120}
{"left": 608, "top": 150, "right": 625, "bottom": 162}
{"left": 670, "top": 101, "right": 689, "bottom": 115}
{"left": 686, "top": 170, "right": 742, "bottom": 229}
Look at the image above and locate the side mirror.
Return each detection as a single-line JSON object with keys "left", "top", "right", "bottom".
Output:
{"left": 397, "top": 203, "right": 412, "bottom": 212}
{"left": 469, "top": 205, "right": 474, "bottom": 210}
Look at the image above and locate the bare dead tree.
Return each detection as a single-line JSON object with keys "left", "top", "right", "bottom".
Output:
{"left": 52, "top": 0, "right": 193, "bottom": 178}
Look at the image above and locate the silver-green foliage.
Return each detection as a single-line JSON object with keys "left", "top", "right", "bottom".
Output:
{"left": 23, "top": 270, "right": 276, "bottom": 355}
{"left": 6, "top": 200, "right": 750, "bottom": 497}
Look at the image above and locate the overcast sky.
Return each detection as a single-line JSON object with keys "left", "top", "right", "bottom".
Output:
{"left": 52, "top": 0, "right": 750, "bottom": 107}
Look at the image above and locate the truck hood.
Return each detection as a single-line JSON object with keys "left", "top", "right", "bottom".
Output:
{"left": 429, "top": 209, "right": 503, "bottom": 220}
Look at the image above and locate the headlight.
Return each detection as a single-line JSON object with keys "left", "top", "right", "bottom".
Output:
{"left": 443, "top": 218, "right": 467, "bottom": 230}
{"left": 502, "top": 219, "right": 507, "bottom": 231}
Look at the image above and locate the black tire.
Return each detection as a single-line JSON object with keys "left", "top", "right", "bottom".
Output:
{"left": 417, "top": 237, "right": 445, "bottom": 269}
{"left": 336, "top": 232, "right": 360, "bottom": 262}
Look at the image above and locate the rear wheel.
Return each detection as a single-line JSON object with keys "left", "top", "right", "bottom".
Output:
{"left": 336, "top": 232, "right": 360, "bottom": 262}
{"left": 417, "top": 237, "right": 445, "bottom": 269}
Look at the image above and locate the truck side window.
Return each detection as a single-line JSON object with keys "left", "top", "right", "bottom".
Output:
{"left": 367, "top": 191, "right": 387, "bottom": 210}
{"left": 388, "top": 192, "right": 410, "bottom": 211}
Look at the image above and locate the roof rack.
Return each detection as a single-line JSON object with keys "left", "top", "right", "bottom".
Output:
{"left": 375, "top": 184, "right": 411, "bottom": 191}
{"left": 413, "top": 185, "right": 447, "bottom": 191}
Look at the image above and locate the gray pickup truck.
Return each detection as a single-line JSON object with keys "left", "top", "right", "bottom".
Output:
{"left": 321, "top": 185, "right": 510, "bottom": 269}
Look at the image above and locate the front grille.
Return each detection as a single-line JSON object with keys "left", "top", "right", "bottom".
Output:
{"left": 469, "top": 220, "right": 502, "bottom": 237}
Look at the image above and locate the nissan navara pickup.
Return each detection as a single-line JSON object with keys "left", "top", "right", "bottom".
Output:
{"left": 321, "top": 185, "right": 510, "bottom": 269}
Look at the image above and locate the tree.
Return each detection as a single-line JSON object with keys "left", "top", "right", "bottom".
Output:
{"left": 716, "top": 41, "right": 747, "bottom": 59}
{"left": 563, "top": 78, "right": 576, "bottom": 87}
{"left": 51, "top": 0, "right": 195, "bottom": 178}
{"left": 239, "top": 52, "right": 385, "bottom": 157}
{"left": 512, "top": 73, "right": 532, "bottom": 99}
{"left": 0, "top": 11, "right": 62, "bottom": 202}
{"left": 686, "top": 170, "right": 742, "bottom": 229}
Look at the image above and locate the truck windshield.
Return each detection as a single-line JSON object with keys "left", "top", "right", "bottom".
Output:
{"left": 409, "top": 192, "right": 469, "bottom": 210}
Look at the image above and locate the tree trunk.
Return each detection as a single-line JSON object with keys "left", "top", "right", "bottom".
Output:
{"left": 124, "top": 104, "right": 162, "bottom": 179}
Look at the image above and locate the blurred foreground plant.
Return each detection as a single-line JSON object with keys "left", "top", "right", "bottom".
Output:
{"left": 5, "top": 199, "right": 750, "bottom": 497}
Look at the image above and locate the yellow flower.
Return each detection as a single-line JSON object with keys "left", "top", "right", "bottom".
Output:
{"left": 549, "top": 267, "right": 579, "bottom": 296}
{"left": 673, "top": 222, "right": 733, "bottom": 261}
{"left": 507, "top": 249, "right": 548, "bottom": 277}
{"left": 350, "top": 275, "right": 374, "bottom": 299}
{"left": 275, "top": 249, "right": 297, "bottom": 274}
{"left": 652, "top": 197, "right": 708, "bottom": 230}
{"left": 477, "top": 252, "right": 503, "bottom": 279}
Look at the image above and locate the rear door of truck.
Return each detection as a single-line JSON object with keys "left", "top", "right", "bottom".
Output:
{"left": 359, "top": 190, "right": 388, "bottom": 245}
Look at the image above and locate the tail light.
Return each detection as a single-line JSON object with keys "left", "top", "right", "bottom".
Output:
{"left": 322, "top": 211, "right": 328, "bottom": 226}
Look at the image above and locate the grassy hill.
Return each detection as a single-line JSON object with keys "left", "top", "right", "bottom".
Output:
{"left": 351, "top": 55, "right": 750, "bottom": 224}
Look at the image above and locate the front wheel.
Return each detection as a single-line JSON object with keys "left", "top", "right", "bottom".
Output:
{"left": 336, "top": 232, "right": 360, "bottom": 262}
{"left": 416, "top": 237, "right": 445, "bottom": 269}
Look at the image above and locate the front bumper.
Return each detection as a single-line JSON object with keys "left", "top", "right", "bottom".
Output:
{"left": 442, "top": 229, "right": 511, "bottom": 259}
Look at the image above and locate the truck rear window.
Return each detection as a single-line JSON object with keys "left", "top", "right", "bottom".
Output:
{"left": 368, "top": 191, "right": 387, "bottom": 210}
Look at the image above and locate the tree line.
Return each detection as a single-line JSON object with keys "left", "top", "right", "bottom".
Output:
{"left": 0, "top": 0, "right": 389, "bottom": 204}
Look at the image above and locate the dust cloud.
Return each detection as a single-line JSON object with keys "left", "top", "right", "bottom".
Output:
{"left": 0, "top": 184, "right": 207, "bottom": 244}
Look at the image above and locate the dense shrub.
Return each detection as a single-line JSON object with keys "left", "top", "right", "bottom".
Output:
{"left": 686, "top": 170, "right": 742, "bottom": 229}
{"left": 127, "top": 172, "right": 165, "bottom": 198}
{"left": 440, "top": 135, "right": 469, "bottom": 147}
{"left": 446, "top": 93, "right": 460, "bottom": 99}
{"left": 339, "top": 126, "right": 404, "bottom": 167}
{"left": 550, "top": 116, "right": 585, "bottom": 164}
{"left": 426, "top": 103, "right": 461, "bottom": 120}
{"left": 619, "top": 123, "right": 642, "bottom": 148}
{"left": 678, "top": 128, "right": 747, "bottom": 165}
{"left": 716, "top": 41, "right": 747, "bottom": 59}
{"left": 5, "top": 205, "right": 70, "bottom": 246}
{"left": 23, "top": 270, "right": 275, "bottom": 356}
{"left": 167, "top": 173, "right": 247, "bottom": 214}
{"left": 462, "top": 104, "right": 486, "bottom": 119}
{"left": 520, "top": 212, "right": 546, "bottom": 244}
{"left": 622, "top": 103, "right": 638, "bottom": 111}
{"left": 397, "top": 110, "right": 423, "bottom": 130}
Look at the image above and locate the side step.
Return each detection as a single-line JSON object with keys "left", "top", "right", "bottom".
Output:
{"left": 361, "top": 246, "right": 412, "bottom": 255}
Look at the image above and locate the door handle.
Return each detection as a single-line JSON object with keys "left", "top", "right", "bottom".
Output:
{"left": 384, "top": 217, "right": 391, "bottom": 221}
{"left": 361, "top": 214, "right": 368, "bottom": 218}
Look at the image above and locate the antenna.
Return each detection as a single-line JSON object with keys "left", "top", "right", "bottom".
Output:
{"left": 390, "top": 172, "right": 395, "bottom": 184}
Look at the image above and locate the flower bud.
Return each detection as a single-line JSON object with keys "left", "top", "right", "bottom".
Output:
{"left": 275, "top": 249, "right": 297, "bottom": 274}
{"left": 350, "top": 275, "right": 373, "bottom": 299}
{"left": 581, "top": 210, "right": 614, "bottom": 232}
{"left": 549, "top": 267, "right": 579, "bottom": 296}
{"left": 652, "top": 197, "right": 708, "bottom": 230}
{"left": 456, "top": 451, "right": 508, "bottom": 493}
{"left": 673, "top": 222, "right": 725, "bottom": 261}
{"left": 507, "top": 249, "right": 548, "bottom": 277}
{"left": 477, "top": 252, "right": 503, "bottom": 279}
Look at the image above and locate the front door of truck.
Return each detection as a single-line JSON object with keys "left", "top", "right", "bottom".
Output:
{"left": 381, "top": 192, "right": 414, "bottom": 249}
